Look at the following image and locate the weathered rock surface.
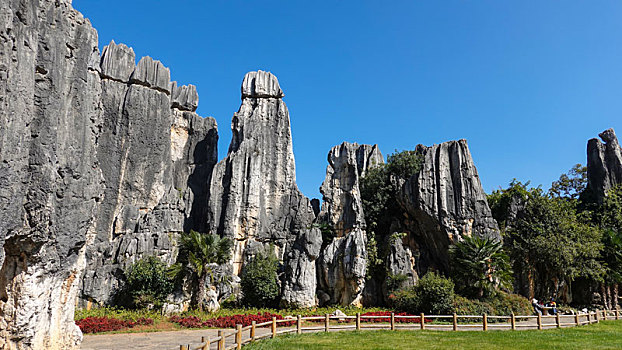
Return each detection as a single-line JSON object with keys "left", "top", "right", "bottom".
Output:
{"left": 317, "top": 142, "right": 383, "bottom": 306}
{"left": 0, "top": 0, "right": 102, "bottom": 348}
{"left": 81, "top": 41, "right": 218, "bottom": 306}
{"left": 207, "top": 71, "right": 318, "bottom": 307}
{"left": 398, "top": 140, "right": 501, "bottom": 273}
{"left": 587, "top": 128, "right": 622, "bottom": 203}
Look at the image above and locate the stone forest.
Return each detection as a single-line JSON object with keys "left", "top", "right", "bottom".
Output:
{"left": 1, "top": 1, "right": 621, "bottom": 349}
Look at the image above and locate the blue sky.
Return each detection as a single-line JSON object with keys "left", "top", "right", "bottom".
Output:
{"left": 74, "top": 0, "right": 622, "bottom": 200}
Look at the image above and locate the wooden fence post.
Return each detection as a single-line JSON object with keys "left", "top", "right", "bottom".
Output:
{"left": 272, "top": 317, "right": 277, "bottom": 338}
{"left": 616, "top": 308, "right": 619, "bottom": 320}
{"left": 537, "top": 313, "right": 542, "bottom": 330}
{"left": 453, "top": 313, "right": 458, "bottom": 331}
{"left": 325, "top": 314, "right": 330, "bottom": 332}
{"left": 575, "top": 313, "right": 579, "bottom": 326}
{"left": 587, "top": 312, "right": 591, "bottom": 324}
{"left": 251, "top": 321, "right": 256, "bottom": 341}
{"left": 297, "top": 315, "right": 302, "bottom": 334}
{"left": 420, "top": 313, "right": 425, "bottom": 330}
{"left": 390, "top": 312, "right": 395, "bottom": 330}
{"left": 218, "top": 330, "right": 225, "bottom": 350}
{"left": 356, "top": 312, "right": 361, "bottom": 331}
{"left": 556, "top": 313, "right": 560, "bottom": 328}
{"left": 483, "top": 314, "right": 488, "bottom": 331}
{"left": 603, "top": 310, "right": 607, "bottom": 321}
{"left": 511, "top": 313, "right": 516, "bottom": 330}
{"left": 595, "top": 310, "right": 599, "bottom": 323}
{"left": 236, "top": 324, "right": 242, "bottom": 350}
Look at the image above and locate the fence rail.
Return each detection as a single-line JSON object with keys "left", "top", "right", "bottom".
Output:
{"left": 178, "top": 309, "right": 621, "bottom": 350}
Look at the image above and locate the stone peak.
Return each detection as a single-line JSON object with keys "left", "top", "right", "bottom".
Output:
{"left": 241, "top": 70, "right": 284, "bottom": 99}
{"left": 599, "top": 128, "right": 618, "bottom": 144}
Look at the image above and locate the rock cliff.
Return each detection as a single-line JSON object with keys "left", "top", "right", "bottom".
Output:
{"left": 0, "top": 1, "right": 217, "bottom": 348}
{"left": 80, "top": 41, "right": 218, "bottom": 306}
{"left": 396, "top": 140, "right": 501, "bottom": 275}
{"left": 0, "top": 0, "right": 102, "bottom": 348}
{"left": 587, "top": 128, "right": 622, "bottom": 203}
{"left": 317, "top": 142, "right": 383, "bottom": 306}
{"left": 207, "top": 71, "right": 319, "bottom": 307}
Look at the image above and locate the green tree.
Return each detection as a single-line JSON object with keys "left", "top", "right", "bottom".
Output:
{"left": 241, "top": 248, "right": 280, "bottom": 307}
{"left": 549, "top": 164, "right": 587, "bottom": 199}
{"left": 124, "top": 255, "right": 174, "bottom": 308}
{"left": 360, "top": 149, "right": 424, "bottom": 280}
{"left": 496, "top": 187, "right": 604, "bottom": 301}
{"left": 594, "top": 186, "right": 622, "bottom": 308}
{"left": 450, "top": 235, "right": 512, "bottom": 299}
{"left": 171, "top": 230, "right": 232, "bottom": 311}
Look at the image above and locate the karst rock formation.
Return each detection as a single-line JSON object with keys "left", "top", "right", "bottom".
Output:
{"left": 587, "top": 128, "right": 622, "bottom": 203}
{"left": 207, "top": 71, "right": 320, "bottom": 308}
{"left": 316, "top": 142, "right": 383, "bottom": 306}
{"left": 0, "top": 0, "right": 508, "bottom": 348}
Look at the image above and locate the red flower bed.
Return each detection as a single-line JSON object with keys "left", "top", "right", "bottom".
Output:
{"left": 170, "top": 312, "right": 295, "bottom": 329}
{"left": 360, "top": 311, "right": 431, "bottom": 323}
{"left": 76, "top": 316, "right": 153, "bottom": 334}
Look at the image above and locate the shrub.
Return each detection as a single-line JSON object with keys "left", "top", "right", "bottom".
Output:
{"left": 169, "top": 312, "right": 294, "bottom": 328}
{"left": 391, "top": 272, "right": 455, "bottom": 315}
{"left": 123, "top": 256, "right": 174, "bottom": 308}
{"left": 76, "top": 316, "right": 153, "bottom": 334}
{"left": 453, "top": 292, "right": 531, "bottom": 316}
{"left": 241, "top": 249, "right": 280, "bottom": 307}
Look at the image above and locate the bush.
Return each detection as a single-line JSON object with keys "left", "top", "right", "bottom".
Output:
{"left": 241, "top": 249, "right": 280, "bottom": 307}
{"left": 76, "top": 316, "right": 153, "bottom": 334}
{"left": 123, "top": 256, "right": 174, "bottom": 308}
{"left": 391, "top": 272, "right": 455, "bottom": 315}
{"left": 453, "top": 292, "right": 532, "bottom": 316}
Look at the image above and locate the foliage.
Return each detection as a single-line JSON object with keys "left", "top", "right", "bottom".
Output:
{"left": 360, "top": 149, "right": 424, "bottom": 280}
{"left": 170, "top": 230, "right": 232, "bottom": 310}
{"left": 76, "top": 316, "right": 153, "bottom": 334}
{"left": 241, "top": 248, "right": 281, "bottom": 308}
{"left": 123, "top": 256, "right": 174, "bottom": 308}
{"left": 549, "top": 164, "right": 587, "bottom": 199}
{"left": 450, "top": 235, "right": 512, "bottom": 299}
{"left": 489, "top": 182, "right": 605, "bottom": 301}
{"left": 391, "top": 272, "right": 455, "bottom": 315}
{"left": 169, "top": 312, "right": 294, "bottom": 329}
{"left": 486, "top": 180, "right": 530, "bottom": 229}
{"left": 594, "top": 186, "right": 622, "bottom": 285}
{"left": 453, "top": 292, "right": 531, "bottom": 316}
{"left": 386, "top": 273, "right": 409, "bottom": 294}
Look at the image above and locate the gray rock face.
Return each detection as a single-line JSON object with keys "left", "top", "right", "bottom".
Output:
{"left": 80, "top": 41, "right": 218, "bottom": 306}
{"left": 587, "top": 128, "right": 622, "bottom": 203}
{"left": 398, "top": 140, "right": 501, "bottom": 272}
{"left": 208, "top": 71, "right": 318, "bottom": 307}
{"left": 317, "top": 142, "right": 383, "bottom": 306}
{"left": 0, "top": 0, "right": 102, "bottom": 348}
{"left": 171, "top": 81, "right": 199, "bottom": 112}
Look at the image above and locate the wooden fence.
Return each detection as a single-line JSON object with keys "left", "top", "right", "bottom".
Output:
{"left": 179, "top": 309, "right": 621, "bottom": 350}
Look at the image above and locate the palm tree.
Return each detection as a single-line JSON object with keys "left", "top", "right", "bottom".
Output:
{"left": 450, "top": 235, "right": 512, "bottom": 299}
{"left": 171, "top": 230, "right": 232, "bottom": 310}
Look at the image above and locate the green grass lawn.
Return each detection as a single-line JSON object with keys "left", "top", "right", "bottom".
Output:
{"left": 245, "top": 320, "right": 622, "bottom": 350}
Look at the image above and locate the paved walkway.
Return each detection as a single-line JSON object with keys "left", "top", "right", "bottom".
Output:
{"left": 81, "top": 315, "right": 598, "bottom": 350}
